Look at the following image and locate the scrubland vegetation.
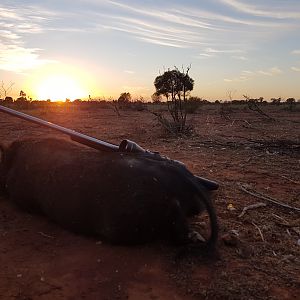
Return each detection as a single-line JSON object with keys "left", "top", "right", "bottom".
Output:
{"left": 0, "top": 90, "right": 299, "bottom": 299}
{"left": 0, "top": 69, "right": 299, "bottom": 299}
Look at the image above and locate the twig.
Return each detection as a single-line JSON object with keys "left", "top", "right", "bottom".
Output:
{"left": 238, "top": 202, "right": 267, "bottom": 218}
{"left": 274, "top": 221, "right": 300, "bottom": 228}
{"left": 292, "top": 227, "right": 300, "bottom": 235}
{"left": 149, "top": 110, "right": 184, "bottom": 135}
{"left": 252, "top": 222, "right": 265, "bottom": 242}
{"left": 238, "top": 183, "right": 300, "bottom": 213}
{"left": 38, "top": 231, "right": 55, "bottom": 239}
{"left": 243, "top": 120, "right": 252, "bottom": 126}
{"left": 272, "top": 215, "right": 300, "bottom": 235}
{"left": 280, "top": 175, "right": 300, "bottom": 185}
{"left": 271, "top": 213, "right": 286, "bottom": 222}
{"left": 245, "top": 157, "right": 252, "bottom": 163}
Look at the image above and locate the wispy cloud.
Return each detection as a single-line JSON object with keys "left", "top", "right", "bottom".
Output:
{"left": 0, "top": 44, "right": 56, "bottom": 73}
{"left": 196, "top": 53, "right": 216, "bottom": 59}
{"left": 291, "top": 66, "right": 300, "bottom": 72}
{"left": 80, "top": 0, "right": 300, "bottom": 51}
{"left": 291, "top": 49, "right": 300, "bottom": 55}
{"left": 106, "top": 0, "right": 216, "bottom": 30}
{"left": 13, "top": 0, "right": 292, "bottom": 53}
{"left": 0, "top": 7, "right": 23, "bottom": 20}
{"left": 100, "top": 22, "right": 195, "bottom": 48}
{"left": 124, "top": 70, "right": 135, "bottom": 74}
{"left": 232, "top": 55, "right": 248, "bottom": 60}
{"left": 224, "top": 76, "right": 248, "bottom": 82}
{"left": 205, "top": 47, "right": 244, "bottom": 54}
{"left": 170, "top": 6, "right": 289, "bottom": 28}
{"left": 0, "top": 4, "right": 57, "bottom": 73}
{"left": 224, "top": 66, "right": 283, "bottom": 82}
{"left": 92, "top": 8, "right": 216, "bottom": 49}
{"left": 258, "top": 67, "right": 282, "bottom": 76}
{"left": 220, "top": 0, "right": 300, "bottom": 19}
{"left": 197, "top": 47, "right": 246, "bottom": 59}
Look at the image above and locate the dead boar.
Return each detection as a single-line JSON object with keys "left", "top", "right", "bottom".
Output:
{"left": 0, "top": 138, "right": 218, "bottom": 247}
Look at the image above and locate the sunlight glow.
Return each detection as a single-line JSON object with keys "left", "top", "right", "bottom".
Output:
{"left": 36, "top": 74, "right": 87, "bottom": 101}
{"left": 26, "top": 64, "right": 102, "bottom": 101}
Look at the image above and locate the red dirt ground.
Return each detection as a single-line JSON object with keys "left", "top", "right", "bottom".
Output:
{"left": 0, "top": 103, "right": 299, "bottom": 299}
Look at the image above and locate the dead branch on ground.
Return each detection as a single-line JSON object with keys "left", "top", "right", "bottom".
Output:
{"left": 238, "top": 202, "right": 267, "bottom": 218}
{"left": 38, "top": 231, "right": 55, "bottom": 239}
{"left": 238, "top": 183, "right": 300, "bottom": 213}
{"left": 280, "top": 175, "right": 300, "bottom": 185}
{"left": 252, "top": 222, "right": 265, "bottom": 242}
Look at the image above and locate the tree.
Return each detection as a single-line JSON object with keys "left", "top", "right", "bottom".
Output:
{"left": 151, "top": 92, "right": 162, "bottom": 103}
{"left": 271, "top": 97, "right": 281, "bottom": 105}
{"left": 286, "top": 97, "right": 296, "bottom": 111}
{"left": 286, "top": 97, "right": 295, "bottom": 103}
{"left": 17, "top": 90, "right": 27, "bottom": 100}
{"left": 118, "top": 92, "right": 131, "bottom": 103}
{"left": 3, "top": 96, "right": 13, "bottom": 104}
{"left": 153, "top": 66, "right": 194, "bottom": 133}
{"left": 15, "top": 90, "right": 28, "bottom": 102}
{"left": 0, "top": 80, "right": 14, "bottom": 99}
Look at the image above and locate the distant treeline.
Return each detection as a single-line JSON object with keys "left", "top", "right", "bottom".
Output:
{"left": 0, "top": 95, "right": 299, "bottom": 110}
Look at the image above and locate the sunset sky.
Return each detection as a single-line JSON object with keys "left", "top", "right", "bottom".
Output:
{"left": 0, "top": 0, "right": 300, "bottom": 101}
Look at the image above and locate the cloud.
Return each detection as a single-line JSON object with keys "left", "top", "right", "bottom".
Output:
{"left": 224, "top": 66, "right": 283, "bottom": 82}
{"left": 269, "top": 67, "right": 282, "bottom": 74}
{"left": 197, "top": 47, "right": 245, "bottom": 59}
{"left": 124, "top": 70, "right": 135, "bottom": 74}
{"left": 0, "top": 4, "right": 57, "bottom": 73}
{"left": 291, "top": 66, "right": 300, "bottom": 72}
{"left": 256, "top": 67, "right": 282, "bottom": 76}
{"left": 0, "top": 7, "right": 23, "bottom": 20}
{"left": 0, "top": 29, "right": 21, "bottom": 41}
{"left": 232, "top": 56, "right": 248, "bottom": 60}
{"left": 93, "top": 10, "right": 216, "bottom": 49}
{"left": 258, "top": 70, "right": 271, "bottom": 76}
{"left": 223, "top": 76, "right": 249, "bottom": 82}
{"left": 100, "top": 21, "right": 194, "bottom": 48}
{"left": 0, "top": 44, "right": 56, "bottom": 73}
{"left": 171, "top": 6, "right": 287, "bottom": 28}
{"left": 258, "top": 67, "right": 282, "bottom": 76}
{"left": 291, "top": 49, "right": 300, "bottom": 55}
{"left": 106, "top": 0, "right": 216, "bottom": 30}
{"left": 242, "top": 70, "right": 254, "bottom": 74}
{"left": 205, "top": 47, "right": 244, "bottom": 54}
{"left": 138, "top": 37, "right": 187, "bottom": 48}
{"left": 220, "top": 0, "right": 300, "bottom": 19}
{"left": 196, "top": 53, "right": 215, "bottom": 58}
{"left": 91, "top": 1, "right": 267, "bottom": 49}
{"left": 66, "top": 0, "right": 299, "bottom": 51}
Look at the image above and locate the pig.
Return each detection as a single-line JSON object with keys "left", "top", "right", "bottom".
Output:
{"left": 0, "top": 138, "right": 218, "bottom": 248}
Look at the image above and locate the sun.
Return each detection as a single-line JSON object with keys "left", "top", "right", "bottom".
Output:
{"left": 36, "top": 74, "right": 87, "bottom": 101}
{"left": 26, "top": 64, "right": 102, "bottom": 101}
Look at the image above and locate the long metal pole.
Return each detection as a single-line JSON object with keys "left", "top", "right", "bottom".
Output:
{"left": 0, "top": 105, "right": 119, "bottom": 152}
